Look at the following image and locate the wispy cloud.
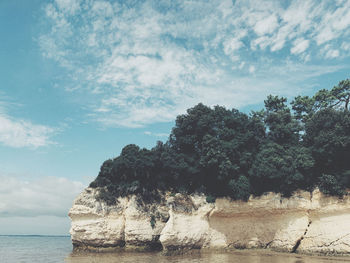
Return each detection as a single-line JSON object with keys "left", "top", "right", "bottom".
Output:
{"left": 38, "top": 0, "right": 350, "bottom": 128}
{"left": 0, "top": 174, "right": 84, "bottom": 217}
{"left": 291, "top": 38, "right": 310, "bottom": 55}
{"left": 0, "top": 113, "right": 56, "bottom": 149}
{"left": 144, "top": 131, "right": 168, "bottom": 138}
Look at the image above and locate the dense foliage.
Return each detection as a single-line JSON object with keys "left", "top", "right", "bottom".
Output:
{"left": 91, "top": 79, "right": 350, "bottom": 202}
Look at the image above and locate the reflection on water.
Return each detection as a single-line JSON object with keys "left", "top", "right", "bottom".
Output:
{"left": 65, "top": 250, "right": 350, "bottom": 263}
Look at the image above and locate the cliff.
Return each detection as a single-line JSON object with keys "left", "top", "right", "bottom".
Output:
{"left": 69, "top": 188, "right": 350, "bottom": 255}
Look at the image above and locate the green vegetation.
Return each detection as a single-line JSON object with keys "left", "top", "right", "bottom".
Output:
{"left": 150, "top": 215, "right": 156, "bottom": 229}
{"left": 206, "top": 195, "right": 216, "bottom": 203}
{"left": 90, "top": 79, "right": 350, "bottom": 201}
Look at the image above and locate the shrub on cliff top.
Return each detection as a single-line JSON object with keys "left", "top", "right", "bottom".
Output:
{"left": 90, "top": 79, "right": 350, "bottom": 202}
{"left": 318, "top": 174, "right": 346, "bottom": 197}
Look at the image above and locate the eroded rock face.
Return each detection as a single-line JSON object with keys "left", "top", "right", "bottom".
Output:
{"left": 124, "top": 195, "right": 169, "bottom": 249}
{"left": 68, "top": 188, "right": 126, "bottom": 250}
{"left": 208, "top": 192, "right": 309, "bottom": 251}
{"left": 298, "top": 189, "right": 350, "bottom": 255}
{"left": 159, "top": 194, "right": 226, "bottom": 250}
{"left": 69, "top": 188, "right": 168, "bottom": 251}
{"left": 69, "top": 188, "right": 350, "bottom": 255}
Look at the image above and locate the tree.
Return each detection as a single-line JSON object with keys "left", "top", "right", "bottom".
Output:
{"left": 249, "top": 142, "right": 313, "bottom": 196}
{"left": 229, "top": 175, "right": 251, "bottom": 201}
{"left": 304, "top": 108, "right": 350, "bottom": 188}
{"left": 331, "top": 79, "right": 350, "bottom": 110}
{"left": 291, "top": 79, "right": 350, "bottom": 123}
{"left": 264, "top": 95, "right": 288, "bottom": 112}
{"left": 319, "top": 174, "right": 345, "bottom": 197}
{"left": 291, "top": 95, "right": 314, "bottom": 123}
{"left": 264, "top": 95, "right": 301, "bottom": 145}
{"left": 169, "top": 104, "right": 263, "bottom": 196}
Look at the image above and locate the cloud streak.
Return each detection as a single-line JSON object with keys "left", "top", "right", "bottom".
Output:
{"left": 38, "top": 0, "right": 350, "bottom": 128}
{"left": 0, "top": 174, "right": 84, "bottom": 217}
{"left": 0, "top": 113, "right": 56, "bottom": 149}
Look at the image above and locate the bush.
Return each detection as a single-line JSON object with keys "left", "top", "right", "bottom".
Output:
{"left": 319, "top": 174, "right": 345, "bottom": 197}
{"left": 229, "top": 176, "right": 251, "bottom": 201}
{"left": 206, "top": 195, "right": 216, "bottom": 203}
{"left": 96, "top": 188, "right": 116, "bottom": 205}
{"left": 150, "top": 215, "right": 156, "bottom": 229}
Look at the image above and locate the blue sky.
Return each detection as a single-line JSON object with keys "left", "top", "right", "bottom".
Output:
{"left": 0, "top": 0, "right": 349, "bottom": 235}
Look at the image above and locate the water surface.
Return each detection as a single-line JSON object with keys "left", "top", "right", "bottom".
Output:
{"left": 1, "top": 236, "right": 350, "bottom": 263}
{"left": 66, "top": 250, "right": 350, "bottom": 263}
{"left": 0, "top": 235, "right": 71, "bottom": 263}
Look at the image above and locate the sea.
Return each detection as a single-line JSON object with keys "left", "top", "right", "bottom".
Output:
{"left": 1, "top": 235, "right": 350, "bottom": 263}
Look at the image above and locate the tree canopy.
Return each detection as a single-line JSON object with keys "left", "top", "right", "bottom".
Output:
{"left": 90, "top": 79, "right": 350, "bottom": 202}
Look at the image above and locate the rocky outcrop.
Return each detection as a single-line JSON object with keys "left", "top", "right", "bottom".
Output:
{"left": 298, "top": 190, "right": 350, "bottom": 254}
{"left": 69, "top": 188, "right": 350, "bottom": 255}
{"left": 68, "top": 188, "right": 168, "bottom": 251}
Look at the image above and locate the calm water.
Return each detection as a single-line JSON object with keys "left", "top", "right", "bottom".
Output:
{"left": 1, "top": 236, "right": 350, "bottom": 263}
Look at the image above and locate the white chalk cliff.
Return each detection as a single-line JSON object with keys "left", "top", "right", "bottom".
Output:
{"left": 69, "top": 188, "right": 350, "bottom": 255}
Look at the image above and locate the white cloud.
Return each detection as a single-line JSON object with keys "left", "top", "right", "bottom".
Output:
{"left": 314, "top": 1, "right": 350, "bottom": 45}
{"left": 290, "top": 38, "right": 310, "bottom": 54}
{"left": 325, "top": 49, "right": 340, "bottom": 59}
{"left": 0, "top": 174, "right": 84, "bottom": 217}
{"left": 223, "top": 37, "right": 243, "bottom": 57}
{"left": 238, "top": 62, "right": 245, "bottom": 69}
{"left": 254, "top": 14, "right": 278, "bottom": 36}
{"left": 248, "top": 65, "right": 256, "bottom": 73}
{"left": 251, "top": 36, "right": 270, "bottom": 50}
{"left": 91, "top": 1, "right": 114, "bottom": 17}
{"left": 316, "top": 27, "right": 336, "bottom": 45}
{"left": 144, "top": 131, "right": 168, "bottom": 138}
{"left": 38, "top": 0, "right": 350, "bottom": 128}
{"left": 320, "top": 44, "right": 340, "bottom": 59}
{"left": 55, "top": 0, "right": 81, "bottom": 15}
{"left": 0, "top": 114, "right": 55, "bottom": 149}
{"left": 341, "top": 42, "right": 350, "bottom": 51}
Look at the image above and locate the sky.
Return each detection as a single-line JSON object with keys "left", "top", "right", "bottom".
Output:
{"left": 0, "top": 0, "right": 349, "bottom": 235}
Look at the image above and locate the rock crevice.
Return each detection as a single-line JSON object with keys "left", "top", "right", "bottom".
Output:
{"left": 291, "top": 219, "right": 312, "bottom": 253}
